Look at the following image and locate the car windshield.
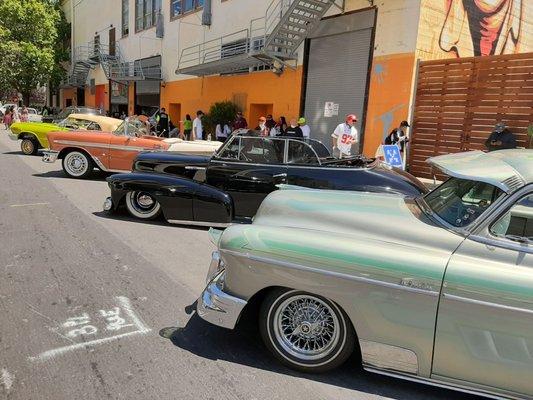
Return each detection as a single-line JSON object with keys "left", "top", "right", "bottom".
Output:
{"left": 58, "top": 117, "right": 94, "bottom": 130}
{"left": 424, "top": 177, "right": 504, "bottom": 228}
{"left": 114, "top": 117, "right": 150, "bottom": 137}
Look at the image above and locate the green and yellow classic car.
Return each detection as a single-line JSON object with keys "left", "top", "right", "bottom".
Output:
{"left": 198, "top": 149, "right": 533, "bottom": 399}
{"left": 9, "top": 114, "right": 122, "bottom": 155}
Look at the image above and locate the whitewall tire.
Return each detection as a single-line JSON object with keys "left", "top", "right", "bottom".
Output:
{"left": 125, "top": 191, "right": 162, "bottom": 220}
{"left": 62, "top": 151, "right": 93, "bottom": 179}
{"left": 260, "top": 289, "right": 355, "bottom": 373}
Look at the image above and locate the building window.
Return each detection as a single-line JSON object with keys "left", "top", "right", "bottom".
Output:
{"left": 136, "top": 0, "right": 162, "bottom": 32}
{"left": 122, "top": 0, "right": 129, "bottom": 36}
{"left": 171, "top": 0, "right": 203, "bottom": 18}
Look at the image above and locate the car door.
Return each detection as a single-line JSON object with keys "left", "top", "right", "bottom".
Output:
{"left": 108, "top": 122, "right": 163, "bottom": 172}
{"left": 207, "top": 136, "right": 287, "bottom": 218}
{"left": 432, "top": 187, "right": 533, "bottom": 397}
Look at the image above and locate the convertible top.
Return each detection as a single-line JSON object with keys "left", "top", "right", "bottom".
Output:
{"left": 428, "top": 149, "right": 532, "bottom": 193}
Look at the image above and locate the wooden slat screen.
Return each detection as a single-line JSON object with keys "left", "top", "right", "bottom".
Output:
{"left": 409, "top": 52, "right": 533, "bottom": 179}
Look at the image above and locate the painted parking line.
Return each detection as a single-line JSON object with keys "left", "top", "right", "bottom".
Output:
{"left": 29, "top": 296, "right": 151, "bottom": 362}
{"left": 10, "top": 202, "right": 50, "bottom": 208}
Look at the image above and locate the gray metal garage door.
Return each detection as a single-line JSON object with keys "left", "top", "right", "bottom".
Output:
{"left": 304, "top": 9, "right": 375, "bottom": 153}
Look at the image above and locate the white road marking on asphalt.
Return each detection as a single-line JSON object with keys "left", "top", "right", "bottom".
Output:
{"left": 28, "top": 296, "right": 151, "bottom": 363}
{"left": 1, "top": 368, "right": 13, "bottom": 392}
{"left": 9, "top": 202, "right": 50, "bottom": 208}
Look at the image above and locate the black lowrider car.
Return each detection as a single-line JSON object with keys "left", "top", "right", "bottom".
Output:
{"left": 104, "top": 133, "right": 428, "bottom": 226}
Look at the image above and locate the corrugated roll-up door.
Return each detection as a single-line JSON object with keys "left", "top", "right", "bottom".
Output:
{"left": 304, "top": 9, "right": 375, "bottom": 153}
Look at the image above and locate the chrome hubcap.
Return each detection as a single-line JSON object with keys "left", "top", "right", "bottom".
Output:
{"left": 22, "top": 141, "right": 33, "bottom": 153}
{"left": 66, "top": 153, "right": 87, "bottom": 175}
{"left": 273, "top": 295, "right": 340, "bottom": 360}
{"left": 131, "top": 192, "right": 158, "bottom": 214}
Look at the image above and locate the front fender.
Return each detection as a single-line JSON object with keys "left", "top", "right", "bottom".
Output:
{"left": 107, "top": 172, "right": 234, "bottom": 224}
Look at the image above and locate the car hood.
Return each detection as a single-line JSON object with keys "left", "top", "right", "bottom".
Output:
{"left": 251, "top": 188, "right": 464, "bottom": 253}
{"left": 10, "top": 121, "right": 61, "bottom": 133}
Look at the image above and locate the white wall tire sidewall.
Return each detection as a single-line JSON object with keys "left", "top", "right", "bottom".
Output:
{"left": 63, "top": 151, "right": 90, "bottom": 177}
{"left": 125, "top": 191, "right": 161, "bottom": 220}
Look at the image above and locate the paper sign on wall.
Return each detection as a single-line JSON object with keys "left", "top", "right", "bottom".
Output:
{"left": 324, "top": 102, "right": 339, "bottom": 117}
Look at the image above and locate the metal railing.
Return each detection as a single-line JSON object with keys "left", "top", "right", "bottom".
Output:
{"left": 177, "top": 0, "right": 293, "bottom": 72}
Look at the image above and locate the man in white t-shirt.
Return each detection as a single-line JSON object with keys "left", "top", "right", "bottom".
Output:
{"left": 193, "top": 110, "right": 204, "bottom": 140}
{"left": 331, "top": 114, "right": 359, "bottom": 158}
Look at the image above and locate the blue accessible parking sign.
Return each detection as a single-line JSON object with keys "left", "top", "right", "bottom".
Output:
{"left": 382, "top": 145, "right": 403, "bottom": 169}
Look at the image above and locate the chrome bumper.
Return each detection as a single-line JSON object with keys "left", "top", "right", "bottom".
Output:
{"left": 42, "top": 150, "right": 59, "bottom": 163}
{"left": 8, "top": 133, "right": 18, "bottom": 141}
{"left": 197, "top": 253, "right": 247, "bottom": 330}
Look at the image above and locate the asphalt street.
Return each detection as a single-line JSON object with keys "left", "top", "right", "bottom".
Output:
{"left": 0, "top": 129, "right": 480, "bottom": 400}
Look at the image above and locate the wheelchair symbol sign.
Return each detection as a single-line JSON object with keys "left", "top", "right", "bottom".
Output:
{"left": 382, "top": 145, "right": 403, "bottom": 169}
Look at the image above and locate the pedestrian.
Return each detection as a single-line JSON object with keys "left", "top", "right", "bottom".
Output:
{"left": 233, "top": 111, "right": 248, "bottom": 130}
{"left": 168, "top": 121, "right": 180, "bottom": 138}
{"left": 193, "top": 110, "right": 204, "bottom": 141}
{"left": 255, "top": 116, "right": 270, "bottom": 136}
{"left": 485, "top": 122, "right": 517, "bottom": 152}
{"left": 265, "top": 114, "right": 276, "bottom": 130}
{"left": 215, "top": 121, "right": 231, "bottom": 142}
{"left": 332, "top": 114, "right": 359, "bottom": 158}
{"left": 384, "top": 120, "right": 410, "bottom": 153}
{"left": 298, "top": 117, "right": 310, "bottom": 139}
{"left": 3, "top": 108, "right": 12, "bottom": 129}
{"left": 183, "top": 114, "right": 193, "bottom": 141}
{"left": 158, "top": 107, "right": 170, "bottom": 137}
{"left": 276, "top": 116, "right": 288, "bottom": 136}
{"left": 282, "top": 118, "right": 304, "bottom": 137}
{"left": 12, "top": 106, "right": 20, "bottom": 123}
{"left": 120, "top": 111, "right": 126, "bottom": 120}
{"left": 20, "top": 106, "right": 29, "bottom": 122}
{"left": 42, "top": 106, "right": 49, "bottom": 117}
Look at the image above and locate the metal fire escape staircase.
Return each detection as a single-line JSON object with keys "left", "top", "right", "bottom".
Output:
{"left": 176, "top": 0, "right": 337, "bottom": 76}
{"left": 66, "top": 41, "right": 162, "bottom": 87}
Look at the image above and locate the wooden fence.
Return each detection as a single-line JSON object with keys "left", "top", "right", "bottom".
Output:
{"left": 409, "top": 52, "right": 533, "bottom": 179}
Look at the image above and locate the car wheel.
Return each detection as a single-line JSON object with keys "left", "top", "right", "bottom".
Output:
{"left": 260, "top": 289, "right": 355, "bottom": 373}
{"left": 21, "top": 138, "right": 38, "bottom": 155}
{"left": 124, "top": 191, "right": 162, "bottom": 220}
{"left": 62, "top": 151, "right": 94, "bottom": 179}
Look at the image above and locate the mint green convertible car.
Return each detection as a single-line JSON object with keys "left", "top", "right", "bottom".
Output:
{"left": 198, "top": 149, "right": 533, "bottom": 399}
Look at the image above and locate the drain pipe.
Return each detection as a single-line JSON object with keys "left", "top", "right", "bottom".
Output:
{"left": 202, "top": 0, "right": 212, "bottom": 26}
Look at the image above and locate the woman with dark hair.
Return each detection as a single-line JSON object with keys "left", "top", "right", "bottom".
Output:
{"left": 183, "top": 114, "right": 193, "bottom": 141}
{"left": 275, "top": 116, "right": 288, "bottom": 136}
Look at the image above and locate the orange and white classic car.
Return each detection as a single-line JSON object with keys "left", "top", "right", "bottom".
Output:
{"left": 43, "top": 117, "right": 222, "bottom": 178}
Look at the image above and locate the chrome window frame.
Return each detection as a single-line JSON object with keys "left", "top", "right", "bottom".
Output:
{"left": 468, "top": 183, "right": 533, "bottom": 254}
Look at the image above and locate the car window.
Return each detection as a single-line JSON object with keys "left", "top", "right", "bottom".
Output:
{"left": 238, "top": 137, "right": 285, "bottom": 164}
{"left": 490, "top": 194, "right": 533, "bottom": 244}
{"left": 424, "top": 178, "right": 504, "bottom": 228}
{"left": 87, "top": 122, "right": 101, "bottom": 131}
{"left": 287, "top": 140, "right": 319, "bottom": 165}
{"left": 216, "top": 137, "right": 241, "bottom": 160}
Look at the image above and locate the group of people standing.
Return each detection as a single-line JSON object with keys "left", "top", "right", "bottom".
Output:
{"left": 2, "top": 106, "right": 30, "bottom": 129}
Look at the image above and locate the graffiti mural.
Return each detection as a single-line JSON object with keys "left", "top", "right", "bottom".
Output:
{"left": 418, "top": 0, "right": 532, "bottom": 60}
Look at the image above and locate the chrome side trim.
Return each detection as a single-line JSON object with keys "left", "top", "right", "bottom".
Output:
{"left": 55, "top": 140, "right": 150, "bottom": 152}
{"left": 365, "top": 367, "right": 523, "bottom": 400}
{"left": 91, "top": 156, "right": 128, "bottom": 173}
{"left": 442, "top": 293, "right": 533, "bottom": 316}
{"left": 185, "top": 166, "right": 207, "bottom": 171}
{"left": 167, "top": 219, "right": 231, "bottom": 228}
{"left": 209, "top": 158, "right": 374, "bottom": 171}
{"left": 220, "top": 250, "right": 440, "bottom": 297}
{"left": 360, "top": 340, "right": 418, "bottom": 374}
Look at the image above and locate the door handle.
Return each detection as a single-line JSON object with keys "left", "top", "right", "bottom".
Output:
{"left": 273, "top": 173, "right": 287, "bottom": 178}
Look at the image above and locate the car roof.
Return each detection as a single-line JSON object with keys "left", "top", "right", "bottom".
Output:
{"left": 428, "top": 149, "right": 533, "bottom": 193}
{"left": 68, "top": 113, "right": 123, "bottom": 132}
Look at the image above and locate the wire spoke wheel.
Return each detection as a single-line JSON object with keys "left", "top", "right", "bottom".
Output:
{"left": 260, "top": 289, "right": 355, "bottom": 372}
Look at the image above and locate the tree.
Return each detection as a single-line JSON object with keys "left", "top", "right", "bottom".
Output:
{"left": 0, "top": 0, "right": 60, "bottom": 105}
{"left": 203, "top": 101, "right": 240, "bottom": 136}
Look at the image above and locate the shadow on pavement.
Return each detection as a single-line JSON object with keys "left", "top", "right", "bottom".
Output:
{"left": 3, "top": 150, "right": 43, "bottom": 156}
{"left": 92, "top": 211, "right": 210, "bottom": 231}
{"left": 159, "top": 307, "right": 481, "bottom": 400}
{"left": 32, "top": 169, "right": 110, "bottom": 181}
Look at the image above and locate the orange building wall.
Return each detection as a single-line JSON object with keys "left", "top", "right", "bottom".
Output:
{"left": 84, "top": 87, "right": 95, "bottom": 108}
{"left": 161, "top": 67, "right": 303, "bottom": 129}
{"left": 128, "top": 84, "right": 135, "bottom": 116}
{"left": 62, "top": 88, "right": 77, "bottom": 109}
{"left": 362, "top": 53, "right": 416, "bottom": 157}
{"left": 84, "top": 84, "right": 110, "bottom": 112}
